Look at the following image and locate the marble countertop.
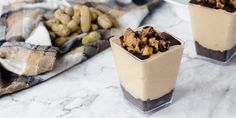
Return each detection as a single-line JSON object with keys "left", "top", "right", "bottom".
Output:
{"left": 1, "top": 2, "right": 236, "bottom": 118}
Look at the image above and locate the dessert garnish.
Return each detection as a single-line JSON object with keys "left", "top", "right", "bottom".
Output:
{"left": 120, "top": 26, "right": 181, "bottom": 60}
{"left": 190, "top": 0, "right": 236, "bottom": 12}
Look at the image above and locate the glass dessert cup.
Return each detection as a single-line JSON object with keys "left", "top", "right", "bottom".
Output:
{"left": 110, "top": 33, "right": 184, "bottom": 114}
{"left": 189, "top": 3, "right": 236, "bottom": 62}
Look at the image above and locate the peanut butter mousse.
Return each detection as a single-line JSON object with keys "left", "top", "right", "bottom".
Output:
{"left": 110, "top": 26, "right": 184, "bottom": 112}
{"left": 189, "top": 0, "right": 236, "bottom": 61}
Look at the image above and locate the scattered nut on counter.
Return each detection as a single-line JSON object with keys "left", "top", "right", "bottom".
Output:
{"left": 45, "top": 5, "right": 116, "bottom": 47}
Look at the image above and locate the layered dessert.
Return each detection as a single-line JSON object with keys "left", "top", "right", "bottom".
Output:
{"left": 189, "top": 0, "right": 236, "bottom": 62}
{"left": 110, "top": 26, "right": 184, "bottom": 113}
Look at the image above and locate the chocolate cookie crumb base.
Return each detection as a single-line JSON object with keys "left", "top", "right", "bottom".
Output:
{"left": 190, "top": 0, "right": 236, "bottom": 13}
{"left": 121, "top": 85, "right": 173, "bottom": 112}
{"left": 195, "top": 41, "right": 236, "bottom": 62}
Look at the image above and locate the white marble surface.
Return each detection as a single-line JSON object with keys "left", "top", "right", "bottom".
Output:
{"left": 1, "top": 2, "right": 236, "bottom": 118}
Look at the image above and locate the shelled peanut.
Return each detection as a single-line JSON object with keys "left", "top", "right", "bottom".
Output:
{"left": 45, "top": 5, "right": 116, "bottom": 47}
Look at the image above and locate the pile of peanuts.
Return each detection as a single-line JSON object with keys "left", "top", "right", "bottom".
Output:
{"left": 45, "top": 5, "right": 116, "bottom": 47}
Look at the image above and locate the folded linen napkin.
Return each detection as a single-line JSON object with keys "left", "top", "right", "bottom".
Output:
{"left": 0, "top": 0, "right": 162, "bottom": 97}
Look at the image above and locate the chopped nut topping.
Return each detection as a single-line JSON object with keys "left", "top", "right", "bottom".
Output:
{"left": 141, "top": 27, "right": 152, "bottom": 38}
{"left": 141, "top": 46, "right": 153, "bottom": 56}
{"left": 208, "top": 0, "right": 216, "bottom": 4}
{"left": 127, "top": 47, "right": 135, "bottom": 53}
{"left": 190, "top": 0, "right": 236, "bottom": 12}
{"left": 216, "top": 0, "right": 225, "bottom": 9}
{"left": 159, "top": 40, "right": 170, "bottom": 52}
{"left": 149, "top": 38, "right": 159, "bottom": 52}
{"left": 205, "top": 0, "right": 225, "bottom": 8}
{"left": 230, "top": 0, "right": 236, "bottom": 8}
{"left": 141, "top": 37, "right": 148, "bottom": 45}
{"left": 134, "top": 40, "right": 141, "bottom": 53}
{"left": 141, "top": 26, "right": 158, "bottom": 38}
{"left": 120, "top": 26, "right": 180, "bottom": 60}
{"left": 123, "top": 28, "right": 135, "bottom": 47}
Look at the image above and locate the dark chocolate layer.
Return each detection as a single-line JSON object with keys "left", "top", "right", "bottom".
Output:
{"left": 160, "top": 32, "right": 181, "bottom": 46}
{"left": 121, "top": 86, "right": 173, "bottom": 112}
{"left": 195, "top": 41, "right": 236, "bottom": 62}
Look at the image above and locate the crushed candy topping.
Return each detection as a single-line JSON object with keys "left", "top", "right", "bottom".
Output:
{"left": 190, "top": 0, "right": 236, "bottom": 12}
{"left": 120, "top": 26, "right": 181, "bottom": 60}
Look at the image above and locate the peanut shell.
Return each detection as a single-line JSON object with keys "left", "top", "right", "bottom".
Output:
{"left": 67, "top": 20, "right": 79, "bottom": 32}
{"left": 80, "top": 6, "right": 91, "bottom": 33}
{"left": 64, "top": 7, "right": 74, "bottom": 16}
{"left": 97, "top": 14, "right": 113, "bottom": 29}
{"left": 54, "top": 37, "right": 69, "bottom": 47}
{"left": 51, "top": 24, "right": 71, "bottom": 37}
{"left": 91, "top": 24, "right": 99, "bottom": 31}
{"left": 82, "top": 31, "right": 101, "bottom": 45}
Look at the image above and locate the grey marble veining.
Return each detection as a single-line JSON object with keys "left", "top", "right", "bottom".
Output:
{"left": 0, "top": 3, "right": 236, "bottom": 118}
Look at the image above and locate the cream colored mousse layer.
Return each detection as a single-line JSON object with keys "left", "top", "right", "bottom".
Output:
{"left": 189, "top": 4, "right": 236, "bottom": 51}
{"left": 110, "top": 38, "right": 184, "bottom": 101}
